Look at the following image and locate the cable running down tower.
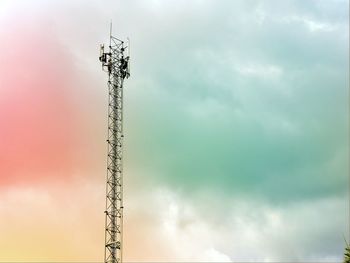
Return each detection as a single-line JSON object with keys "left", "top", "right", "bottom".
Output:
{"left": 99, "top": 28, "right": 130, "bottom": 263}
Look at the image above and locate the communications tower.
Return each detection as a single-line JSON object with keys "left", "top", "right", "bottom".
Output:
{"left": 99, "top": 26, "right": 130, "bottom": 263}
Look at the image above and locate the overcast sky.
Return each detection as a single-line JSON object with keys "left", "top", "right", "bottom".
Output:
{"left": 0, "top": 0, "right": 349, "bottom": 262}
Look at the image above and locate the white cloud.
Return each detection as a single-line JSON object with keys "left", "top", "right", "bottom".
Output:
{"left": 125, "top": 186, "right": 348, "bottom": 262}
{"left": 282, "top": 15, "right": 338, "bottom": 32}
{"left": 235, "top": 63, "right": 283, "bottom": 79}
{"left": 201, "top": 248, "right": 232, "bottom": 262}
{"left": 125, "top": 187, "right": 233, "bottom": 262}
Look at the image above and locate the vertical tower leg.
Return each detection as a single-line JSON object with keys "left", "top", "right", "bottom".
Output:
{"left": 100, "top": 34, "right": 130, "bottom": 263}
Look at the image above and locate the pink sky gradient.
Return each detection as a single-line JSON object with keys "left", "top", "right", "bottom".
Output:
{"left": 0, "top": 4, "right": 106, "bottom": 188}
{"left": 0, "top": 4, "right": 109, "bottom": 260}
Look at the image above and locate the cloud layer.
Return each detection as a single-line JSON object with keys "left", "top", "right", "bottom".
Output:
{"left": 123, "top": 0, "right": 349, "bottom": 203}
{"left": 125, "top": 186, "right": 348, "bottom": 262}
{"left": 0, "top": 0, "right": 348, "bottom": 261}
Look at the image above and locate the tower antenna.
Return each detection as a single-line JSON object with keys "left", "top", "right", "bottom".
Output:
{"left": 99, "top": 25, "right": 130, "bottom": 263}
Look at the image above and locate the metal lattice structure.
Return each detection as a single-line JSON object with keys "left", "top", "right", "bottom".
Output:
{"left": 99, "top": 29, "right": 130, "bottom": 263}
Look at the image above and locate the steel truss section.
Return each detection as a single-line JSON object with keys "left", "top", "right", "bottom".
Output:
{"left": 99, "top": 34, "right": 130, "bottom": 263}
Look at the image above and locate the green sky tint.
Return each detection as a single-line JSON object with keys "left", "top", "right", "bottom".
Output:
{"left": 123, "top": 0, "right": 349, "bottom": 203}
{"left": 72, "top": 0, "right": 349, "bottom": 259}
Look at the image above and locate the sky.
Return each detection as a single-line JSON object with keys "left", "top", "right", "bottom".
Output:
{"left": 0, "top": 0, "right": 349, "bottom": 262}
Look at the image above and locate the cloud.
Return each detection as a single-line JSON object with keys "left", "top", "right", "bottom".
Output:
{"left": 0, "top": 181, "right": 346, "bottom": 262}
{"left": 124, "top": 185, "right": 348, "bottom": 262}
{"left": 0, "top": 0, "right": 348, "bottom": 261}
{"left": 118, "top": 0, "right": 349, "bottom": 203}
{"left": 234, "top": 63, "right": 283, "bottom": 79}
